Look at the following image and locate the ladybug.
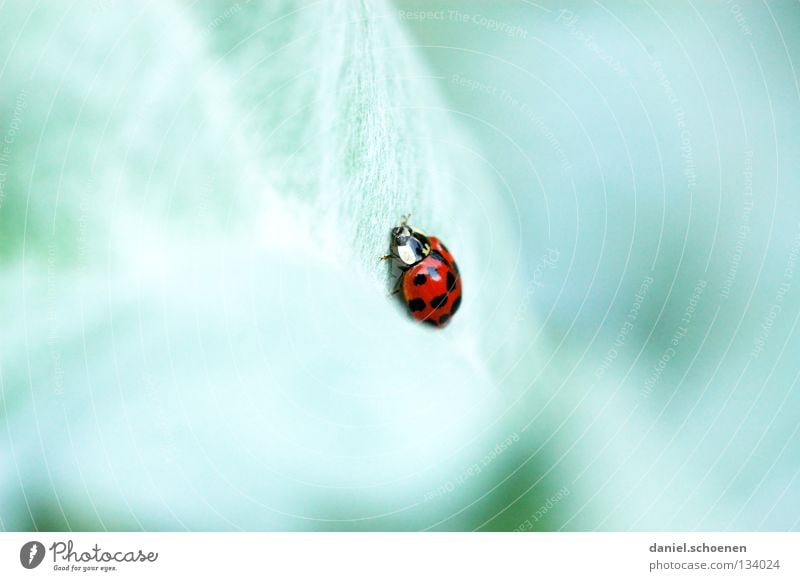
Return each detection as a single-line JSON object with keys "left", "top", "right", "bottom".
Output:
{"left": 383, "top": 216, "right": 462, "bottom": 328}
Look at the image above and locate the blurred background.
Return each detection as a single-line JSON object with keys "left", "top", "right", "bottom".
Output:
{"left": 1, "top": 0, "right": 799, "bottom": 531}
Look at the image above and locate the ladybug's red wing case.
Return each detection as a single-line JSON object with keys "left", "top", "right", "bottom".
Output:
{"left": 430, "top": 237, "right": 459, "bottom": 274}
{"left": 401, "top": 237, "right": 462, "bottom": 328}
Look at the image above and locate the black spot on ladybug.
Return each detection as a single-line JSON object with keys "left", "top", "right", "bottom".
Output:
{"left": 430, "top": 250, "right": 449, "bottom": 267}
{"left": 408, "top": 298, "right": 426, "bottom": 312}
{"left": 430, "top": 294, "right": 448, "bottom": 309}
{"left": 427, "top": 266, "right": 441, "bottom": 281}
{"left": 446, "top": 272, "right": 456, "bottom": 291}
{"left": 451, "top": 295, "right": 462, "bottom": 315}
{"left": 423, "top": 317, "right": 438, "bottom": 327}
{"left": 413, "top": 273, "right": 427, "bottom": 286}
{"left": 439, "top": 313, "right": 451, "bottom": 326}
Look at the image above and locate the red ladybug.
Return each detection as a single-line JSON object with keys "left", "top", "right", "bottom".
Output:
{"left": 383, "top": 217, "right": 462, "bottom": 328}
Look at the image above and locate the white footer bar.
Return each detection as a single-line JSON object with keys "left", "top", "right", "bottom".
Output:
{"left": 2, "top": 533, "right": 796, "bottom": 580}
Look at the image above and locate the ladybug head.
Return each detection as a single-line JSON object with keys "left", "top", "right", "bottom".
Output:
{"left": 390, "top": 219, "right": 431, "bottom": 267}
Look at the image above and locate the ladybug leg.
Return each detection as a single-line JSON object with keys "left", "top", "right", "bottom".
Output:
{"left": 381, "top": 254, "right": 402, "bottom": 294}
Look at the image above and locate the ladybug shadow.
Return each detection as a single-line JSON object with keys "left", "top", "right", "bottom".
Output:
{"left": 383, "top": 251, "right": 405, "bottom": 301}
{"left": 383, "top": 236, "right": 416, "bottom": 319}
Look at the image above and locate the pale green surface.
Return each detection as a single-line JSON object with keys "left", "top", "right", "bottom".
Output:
{"left": 0, "top": 0, "right": 799, "bottom": 531}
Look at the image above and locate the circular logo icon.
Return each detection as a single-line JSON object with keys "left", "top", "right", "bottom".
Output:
{"left": 20, "top": 541, "right": 45, "bottom": 569}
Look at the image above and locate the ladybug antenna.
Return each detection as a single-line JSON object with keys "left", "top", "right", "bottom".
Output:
{"left": 401, "top": 214, "right": 411, "bottom": 227}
